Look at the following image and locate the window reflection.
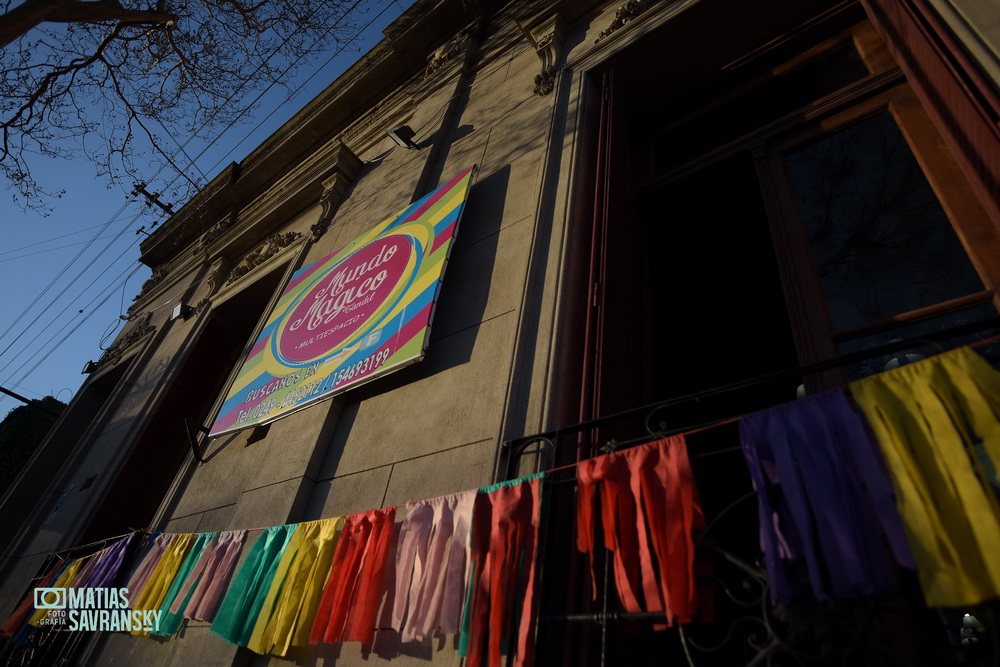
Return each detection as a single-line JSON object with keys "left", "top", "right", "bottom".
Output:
{"left": 784, "top": 111, "right": 983, "bottom": 331}
{"left": 837, "top": 304, "right": 1000, "bottom": 379}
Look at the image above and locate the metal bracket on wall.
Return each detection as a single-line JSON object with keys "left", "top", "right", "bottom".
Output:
{"left": 184, "top": 418, "right": 210, "bottom": 465}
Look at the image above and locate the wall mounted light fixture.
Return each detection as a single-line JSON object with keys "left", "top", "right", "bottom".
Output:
{"left": 387, "top": 125, "right": 420, "bottom": 149}
{"left": 170, "top": 303, "right": 194, "bottom": 321}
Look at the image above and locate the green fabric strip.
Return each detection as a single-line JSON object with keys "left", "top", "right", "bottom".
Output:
{"left": 210, "top": 524, "right": 298, "bottom": 646}
{"left": 152, "top": 532, "right": 218, "bottom": 637}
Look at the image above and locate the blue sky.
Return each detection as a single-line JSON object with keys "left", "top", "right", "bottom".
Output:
{"left": 0, "top": 0, "right": 409, "bottom": 418}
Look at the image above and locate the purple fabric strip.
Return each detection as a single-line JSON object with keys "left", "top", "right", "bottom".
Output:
{"left": 740, "top": 389, "right": 913, "bottom": 603}
{"left": 73, "top": 534, "right": 136, "bottom": 590}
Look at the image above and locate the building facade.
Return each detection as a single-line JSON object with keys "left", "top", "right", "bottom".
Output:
{"left": 2, "top": 0, "right": 1000, "bottom": 664}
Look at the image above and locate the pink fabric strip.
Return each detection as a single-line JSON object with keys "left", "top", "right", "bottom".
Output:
{"left": 189, "top": 529, "right": 247, "bottom": 621}
{"left": 126, "top": 533, "right": 174, "bottom": 601}
{"left": 392, "top": 490, "right": 476, "bottom": 641}
{"left": 166, "top": 530, "right": 247, "bottom": 621}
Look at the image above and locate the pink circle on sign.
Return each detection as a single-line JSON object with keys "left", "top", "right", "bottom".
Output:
{"left": 278, "top": 236, "right": 412, "bottom": 363}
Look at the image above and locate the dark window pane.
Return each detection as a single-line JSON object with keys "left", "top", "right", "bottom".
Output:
{"left": 785, "top": 111, "right": 984, "bottom": 331}
{"left": 654, "top": 40, "right": 868, "bottom": 172}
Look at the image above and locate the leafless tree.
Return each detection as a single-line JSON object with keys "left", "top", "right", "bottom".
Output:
{"left": 1, "top": 0, "right": 373, "bottom": 211}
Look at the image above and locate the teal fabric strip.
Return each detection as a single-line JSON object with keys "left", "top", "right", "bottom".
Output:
{"left": 478, "top": 471, "right": 544, "bottom": 494}
{"left": 152, "top": 532, "right": 218, "bottom": 637}
{"left": 457, "top": 559, "right": 476, "bottom": 658}
{"left": 210, "top": 524, "right": 298, "bottom": 646}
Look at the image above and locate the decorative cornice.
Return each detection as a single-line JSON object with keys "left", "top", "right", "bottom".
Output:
{"left": 98, "top": 312, "right": 155, "bottom": 368}
{"left": 197, "top": 209, "right": 239, "bottom": 254}
{"left": 424, "top": 30, "right": 478, "bottom": 79}
{"left": 225, "top": 232, "right": 303, "bottom": 287}
{"left": 204, "top": 256, "right": 232, "bottom": 296}
{"left": 595, "top": 0, "right": 656, "bottom": 43}
{"left": 235, "top": 141, "right": 363, "bottom": 243}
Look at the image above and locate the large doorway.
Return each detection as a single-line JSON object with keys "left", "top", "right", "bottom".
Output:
{"left": 77, "top": 265, "right": 288, "bottom": 544}
{"left": 550, "top": 5, "right": 1000, "bottom": 666}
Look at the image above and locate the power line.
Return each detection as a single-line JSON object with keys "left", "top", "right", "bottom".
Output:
{"left": 0, "top": 200, "right": 140, "bottom": 360}
{"left": 0, "top": 1, "right": 399, "bottom": 405}
{"left": 5, "top": 260, "right": 144, "bottom": 390}
{"left": 0, "top": 234, "right": 132, "bottom": 263}
{"left": 0, "top": 217, "right": 143, "bottom": 381}
{"left": 0, "top": 222, "right": 113, "bottom": 258}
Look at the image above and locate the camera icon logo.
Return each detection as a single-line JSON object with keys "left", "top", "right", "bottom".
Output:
{"left": 33, "top": 588, "right": 66, "bottom": 609}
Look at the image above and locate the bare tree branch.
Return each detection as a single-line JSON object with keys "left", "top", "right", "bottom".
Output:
{"left": 0, "top": 0, "right": 371, "bottom": 212}
{"left": 1, "top": 0, "right": 178, "bottom": 48}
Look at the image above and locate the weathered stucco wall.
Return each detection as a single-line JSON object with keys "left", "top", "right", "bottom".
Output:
{"left": 80, "top": 2, "right": 578, "bottom": 665}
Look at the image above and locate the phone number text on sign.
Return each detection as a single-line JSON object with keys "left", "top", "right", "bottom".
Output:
{"left": 328, "top": 347, "right": 392, "bottom": 389}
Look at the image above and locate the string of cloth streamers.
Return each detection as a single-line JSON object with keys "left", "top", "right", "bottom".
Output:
{"left": 4, "top": 345, "right": 1000, "bottom": 663}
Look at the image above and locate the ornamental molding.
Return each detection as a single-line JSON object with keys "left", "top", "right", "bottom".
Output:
{"left": 529, "top": 14, "right": 566, "bottom": 95}
{"left": 197, "top": 209, "right": 239, "bottom": 254}
{"left": 235, "top": 141, "right": 363, "bottom": 242}
{"left": 99, "top": 312, "right": 155, "bottom": 368}
{"left": 224, "top": 232, "right": 303, "bottom": 287}
{"left": 309, "top": 171, "right": 356, "bottom": 243}
{"left": 424, "top": 30, "right": 477, "bottom": 79}
{"left": 130, "top": 267, "right": 168, "bottom": 306}
{"left": 595, "top": 0, "right": 656, "bottom": 43}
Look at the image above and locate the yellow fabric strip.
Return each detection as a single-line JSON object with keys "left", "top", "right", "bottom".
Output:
{"left": 850, "top": 347, "right": 1000, "bottom": 606}
{"left": 246, "top": 516, "right": 343, "bottom": 656}
{"left": 130, "top": 533, "right": 196, "bottom": 637}
{"left": 27, "top": 559, "right": 85, "bottom": 627}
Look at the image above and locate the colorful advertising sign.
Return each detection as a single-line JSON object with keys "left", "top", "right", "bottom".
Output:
{"left": 208, "top": 166, "right": 477, "bottom": 437}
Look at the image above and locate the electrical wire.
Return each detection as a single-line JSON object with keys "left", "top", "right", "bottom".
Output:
{"left": 0, "top": 1, "right": 401, "bottom": 403}
{"left": 0, "top": 229, "right": 144, "bottom": 383}
{"left": 0, "top": 234, "right": 134, "bottom": 263}
{"left": 5, "top": 255, "right": 147, "bottom": 389}
{"left": 0, "top": 222, "right": 113, "bottom": 258}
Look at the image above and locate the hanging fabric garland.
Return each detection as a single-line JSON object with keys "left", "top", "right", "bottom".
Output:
{"left": 458, "top": 473, "right": 546, "bottom": 667}
{"left": 576, "top": 436, "right": 708, "bottom": 628}
{"left": 168, "top": 529, "right": 247, "bottom": 623}
{"left": 392, "top": 489, "right": 476, "bottom": 642}
{"left": 850, "top": 346, "right": 1000, "bottom": 606}
{"left": 211, "top": 523, "right": 298, "bottom": 646}
{"left": 739, "top": 389, "right": 915, "bottom": 603}
{"left": 309, "top": 507, "right": 396, "bottom": 646}
{"left": 247, "top": 517, "right": 342, "bottom": 656}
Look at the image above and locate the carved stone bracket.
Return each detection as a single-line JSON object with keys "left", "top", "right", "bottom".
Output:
{"left": 595, "top": 0, "right": 655, "bottom": 43}
{"left": 310, "top": 173, "right": 353, "bottom": 243}
{"left": 205, "top": 256, "right": 232, "bottom": 296}
{"left": 530, "top": 14, "right": 566, "bottom": 96}
{"left": 225, "top": 232, "right": 302, "bottom": 287}
{"left": 99, "top": 312, "right": 155, "bottom": 368}
{"left": 424, "top": 30, "right": 477, "bottom": 79}
{"left": 308, "top": 142, "right": 364, "bottom": 243}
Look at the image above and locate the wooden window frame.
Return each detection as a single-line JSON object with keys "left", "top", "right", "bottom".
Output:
{"left": 757, "top": 81, "right": 1000, "bottom": 371}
